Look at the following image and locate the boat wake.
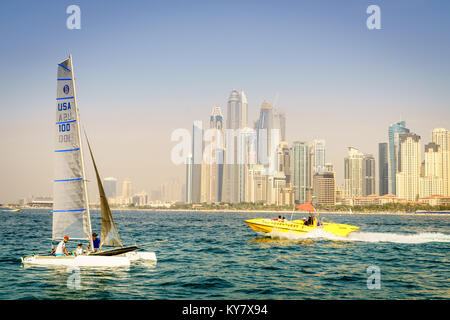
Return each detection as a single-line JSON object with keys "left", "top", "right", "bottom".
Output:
{"left": 267, "top": 229, "right": 450, "bottom": 244}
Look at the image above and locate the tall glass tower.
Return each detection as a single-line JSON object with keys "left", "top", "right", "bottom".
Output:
{"left": 201, "top": 107, "right": 224, "bottom": 203}
{"left": 273, "top": 109, "right": 286, "bottom": 142}
{"left": 256, "top": 101, "right": 274, "bottom": 166}
{"left": 292, "top": 141, "right": 310, "bottom": 204}
{"left": 363, "top": 154, "right": 376, "bottom": 196}
{"left": 312, "top": 140, "right": 326, "bottom": 174}
{"left": 223, "top": 90, "right": 248, "bottom": 203}
{"left": 378, "top": 142, "right": 389, "bottom": 195}
{"left": 191, "top": 121, "right": 203, "bottom": 203}
{"left": 103, "top": 177, "right": 117, "bottom": 199}
{"left": 388, "top": 121, "right": 410, "bottom": 195}
{"left": 226, "top": 90, "right": 247, "bottom": 130}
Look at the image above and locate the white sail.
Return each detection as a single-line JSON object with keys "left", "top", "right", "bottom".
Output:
{"left": 53, "top": 55, "right": 92, "bottom": 242}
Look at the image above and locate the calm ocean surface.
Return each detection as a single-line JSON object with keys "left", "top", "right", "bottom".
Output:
{"left": 0, "top": 209, "right": 449, "bottom": 300}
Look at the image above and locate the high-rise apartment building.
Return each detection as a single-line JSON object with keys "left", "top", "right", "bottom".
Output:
{"left": 246, "top": 164, "right": 267, "bottom": 203}
{"left": 122, "top": 178, "right": 132, "bottom": 200}
{"left": 161, "top": 179, "right": 183, "bottom": 202}
{"left": 396, "top": 133, "right": 421, "bottom": 201}
{"left": 103, "top": 177, "right": 117, "bottom": 199}
{"left": 201, "top": 107, "right": 224, "bottom": 203}
{"left": 312, "top": 139, "right": 326, "bottom": 174}
{"left": 292, "top": 141, "right": 310, "bottom": 204}
{"left": 420, "top": 142, "right": 443, "bottom": 198}
{"left": 256, "top": 101, "right": 273, "bottom": 166}
{"left": 191, "top": 121, "right": 203, "bottom": 203}
{"left": 313, "top": 171, "right": 336, "bottom": 206}
{"left": 277, "top": 141, "right": 291, "bottom": 185}
{"left": 185, "top": 154, "right": 193, "bottom": 203}
{"left": 273, "top": 109, "right": 286, "bottom": 142}
{"left": 363, "top": 154, "right": 376, "bottom": 196}
{"left": 388, "top": 121, "right": 410, "bottom": 195}
{"left": 223, "top": 90, "right": 249, "bottom": 203}
{"left": 226, "top": 90, "right": 248, "bottom": 130}
{"left": 378, "top": 142, "right": 389, "bottom": 195}
{"left": 431, "top": 128, "right": 450, "bottom": 196}
{"left": 344, "top": 147, "right": 364, "bottom": 197}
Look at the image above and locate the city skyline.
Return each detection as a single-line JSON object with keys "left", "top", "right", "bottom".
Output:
{"left": 1, "top": 1, "right": 450, "bottom": 203}
{"left": 4, "top": 85, "right": 450, "bottom": 204}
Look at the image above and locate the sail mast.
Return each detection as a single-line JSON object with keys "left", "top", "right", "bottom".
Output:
{"left": 69, "top": 54, "right": 94, "bottom": 251}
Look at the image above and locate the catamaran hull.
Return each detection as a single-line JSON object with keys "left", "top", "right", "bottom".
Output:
{"left": 123, "top": 251, "right": 157, "bottom": 262}
{"left": 88, "top": 246, "right": 157, "bottom": 262}
{"left": 21, "top": 255, "right": 130, "bottom": 267}
{"left": 246, "top": 219, "right": 360, "bottom": 237}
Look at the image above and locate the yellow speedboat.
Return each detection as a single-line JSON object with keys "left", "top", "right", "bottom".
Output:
{"left": 245, "top": 203, "right": 359, "bottom": 238}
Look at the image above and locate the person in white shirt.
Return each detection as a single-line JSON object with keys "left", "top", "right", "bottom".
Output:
{"left": 55, "top": 236, "right": 69, "bottom": 256}
{"left": 74, "top": 244, "right": 84, "bottom": 256}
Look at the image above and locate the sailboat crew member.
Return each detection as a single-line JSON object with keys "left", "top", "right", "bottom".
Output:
{"left": 55, "top": 236, "right": 70, "bottom": 256}
{"left": 92, "top": 233, "right": 100, "bottom": 251}
{"left": 75, "top": 244, "right": 84, "bottom": 256}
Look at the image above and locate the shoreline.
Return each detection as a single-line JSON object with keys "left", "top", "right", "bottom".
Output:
{"left": 14, "top": 207, "right": 450, "bottom": 216}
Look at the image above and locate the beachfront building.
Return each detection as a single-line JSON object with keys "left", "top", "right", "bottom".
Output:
{"left": 342, "top": 194, "right": 407, "bottom": 206}
{"left": 388, "top": 121, "right": 410, "bottom": 195}
{"left": 419, "top": 142, "right": 443, "bottom": 198}
{"left": 431, "top": 128, "right": 450, "bottom": 196}
{"left": 291, "top": 141, "right": 310, "bottom": 204}
{"left": 223, "top": 90, "right": 249, "bottom": 203}
{"left": 344, "top": 147, "right": 364, "bottom": 197}
{"left": 201, "top": 107, "right": 225, "bottom": 203}
{"left": 313, "top": 171, "right": 336, "bottom": 206}
{"left": 396, "top": 133, "right": 421, "bottom": 202}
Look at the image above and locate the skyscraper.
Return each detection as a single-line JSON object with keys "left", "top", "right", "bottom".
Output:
{"left": 388, "top": 121, "right": 410, "bottom": 195}
{"left": 161, "top": 179, "right": 183, "bottom": 202}
{"left": 292, "top": 141, "right": 310, "bottom": 204}
{"left": 344, "top": 147, "right": 364, "bottom": 197}
{"left": 277, "top": 141, "right": 291, "bottom": 185}
{"left": 223, "top": 90, "right": 249, "bottom": 203}
{"left": 420, "top": 142, "right": 443, "bottom": 198}
{"left": 256, "top": 101, "right": 274, "bottom": 166}
{"left": 431, "top": 128, "right": 450, "bottom": 196}
{"left": 237, "top": 127, "right": 257, "bottom": 202}
{"left": 363, "top": 154, "right": 376, "bottom": 196}
{"left": 191, "top": 121, "right": 203, "bottom": 203}
{"left": 247, "top": 164, "right": 267, "bottom": 203}
{"left": 201, "top": 107, "right": 224, "bottom": 203}
{"left": 185, "top": 154, "right": 193, "bottom": 203}
{"left": 122, "top": 178, "right": 132, "bottom": 200}
{"left": 313, "top": 172, "right": 336, "bottom": 206}
{"left": 396, "top": 133, "right": 421, "bottom": 201}
{"left": 312, "top": 139, "right": 326, "bottom": 174}
{"left": 378, "top": 142, "right": 389, "bottom": 195}
{"left": 226, "top": 90, "right": 247, "bottom": 130}
{"left": 273, "top": 109, "right": 286, "bottom": 142}
{"left": 103, "top": 177, "right": 117, "bottom": 199}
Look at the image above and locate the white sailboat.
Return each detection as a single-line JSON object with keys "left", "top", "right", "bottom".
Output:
{"left": 21, "top": 55, "right": 156, "bottom": 267}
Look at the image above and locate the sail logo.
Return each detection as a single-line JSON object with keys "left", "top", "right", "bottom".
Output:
{"left": 58, "top": 102, "right": 72, "bottom": 111}
{"left": 63, "top": 85, "right": 70, "bottom": 94}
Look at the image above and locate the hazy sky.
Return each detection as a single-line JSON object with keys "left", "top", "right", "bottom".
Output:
{"left": 1, "top": 0, "right": 450, "bottom": 203}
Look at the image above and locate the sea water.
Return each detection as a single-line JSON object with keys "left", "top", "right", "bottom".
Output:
{"left": 0, "top": 209, "right": 449, "bottom": 299}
